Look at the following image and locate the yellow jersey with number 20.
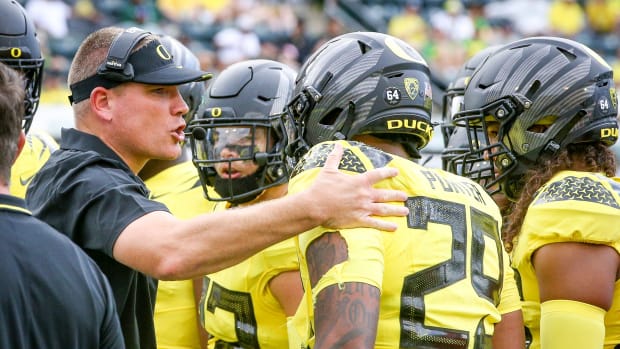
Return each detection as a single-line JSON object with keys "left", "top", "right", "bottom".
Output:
{"left": 289, "top": 140, "right": 520, "bottom": 349}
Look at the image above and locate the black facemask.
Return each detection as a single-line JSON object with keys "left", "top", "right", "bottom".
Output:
{"left": 213, "top": 171, "right": 264, "bottom": 205}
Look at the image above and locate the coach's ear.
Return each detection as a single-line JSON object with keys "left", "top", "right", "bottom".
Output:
{"left": 90, "top": 86, "right": 115, "bottom": 122}
{"left": 14, "top": 130, "right": 25, "bottom": 165}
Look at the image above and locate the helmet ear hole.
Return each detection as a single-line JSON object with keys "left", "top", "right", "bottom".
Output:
{"left": 525, "top": 80, "right": 541, "bottom": 98}
{"left": 319, "top": 108, "right": 343, "bottom": 126}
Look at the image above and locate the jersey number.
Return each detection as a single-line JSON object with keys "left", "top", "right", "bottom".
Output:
{"left": 203, "top": 277, "right": 260, "bottom": 348}
{"left": 400, "top": 197, "right": 503, "bottom": 348}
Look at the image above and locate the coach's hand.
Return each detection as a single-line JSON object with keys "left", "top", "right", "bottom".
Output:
{"left": 308, "top": 143, "right": 408, "bottom": 232}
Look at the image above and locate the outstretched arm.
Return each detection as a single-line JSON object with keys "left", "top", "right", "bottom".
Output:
{"left": 114, "top": 143, "right": 409, "bottom": 279}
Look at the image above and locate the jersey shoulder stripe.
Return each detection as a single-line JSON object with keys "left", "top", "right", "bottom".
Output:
{"left": 291, "top": 141, "right": 392, "bottom": 178}
{"left": 533, "top": 173, "right": 620, "bottom": 208}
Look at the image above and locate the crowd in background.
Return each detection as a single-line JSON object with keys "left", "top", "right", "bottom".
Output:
{"left": 20, "top": 0, "right": 620, "bottom": 163}
{"left": 20, "top": 0, "right": 620, "bottom": 105}
{"left": 4, "top": 1, "right": 620, "bottom": 348}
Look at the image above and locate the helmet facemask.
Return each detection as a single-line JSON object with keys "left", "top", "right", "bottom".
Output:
{"left": 0, "top": 0, "right": 45, "bottom": 133}
{"left": 12, "top": 59, "right": 43, "bottom": 133}
{"left": 441, "top": 45, "right": 500, "bottom": 159}
{"left": 452, "top": 95, "right": 528, "bottom": 200}
{"left": 189, "top": 113, "right": 290, "bottom": 204}
{"left": 453, "top": 37, "right": 620, "bottom": 201}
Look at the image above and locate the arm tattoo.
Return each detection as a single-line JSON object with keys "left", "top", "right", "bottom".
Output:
{"left": 307, "top": 231, "right": 347, "bottom": 288}
{"left": 315, "top": 283, "right": 380, "bottom": 349}
{"left": 306, "top": 232, "right": 380, "bottom": 349}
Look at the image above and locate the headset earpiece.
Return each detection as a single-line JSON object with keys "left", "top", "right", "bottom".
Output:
{"left": 97, "top": 27, "right": 151, "bottom": 82}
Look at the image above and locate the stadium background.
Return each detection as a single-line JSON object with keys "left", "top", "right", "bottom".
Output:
{"left": 24, "top": 0, "right": 620, "bottom": 169}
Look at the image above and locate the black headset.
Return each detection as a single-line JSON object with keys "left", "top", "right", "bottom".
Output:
{"left": 69, "top": 27, "right": 151, "bottom": 104}
{"left": 96, "top": 27, "right": 151, "bottom": 82}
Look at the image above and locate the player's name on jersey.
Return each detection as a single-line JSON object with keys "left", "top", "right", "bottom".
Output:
{"left": 421, "top": 169, "right": 488, "bottom": 204}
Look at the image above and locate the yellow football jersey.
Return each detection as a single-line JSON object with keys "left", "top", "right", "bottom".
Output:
{"left": 145, "top": 161, "right": 217, "bottom": 349}
{"left": 10, "top": 129, "right": 58, "bottom": 198}
{"left": 200, "top": 200, "right": 300, "bottom": 349}
{"left": 289, "top": 140, "right": 519, "bottom": 349}
{"left": 511, "top": 171, "right": 620, "bottom": 349}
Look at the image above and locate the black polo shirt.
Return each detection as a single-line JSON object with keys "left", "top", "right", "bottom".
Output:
{"left": 0, "top": 194, "right": 124, "bottom": 348}
{"left": 26, "top": 128, "right": 169, "bottom": 349}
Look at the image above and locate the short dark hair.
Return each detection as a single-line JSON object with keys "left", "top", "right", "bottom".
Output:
{"left": 0, "top": 62, "right": 26, "bottom": 184}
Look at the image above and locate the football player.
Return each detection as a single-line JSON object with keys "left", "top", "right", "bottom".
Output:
{"left": 187, "top": 58, "right": 302, "bottom": 349}
{"left": 441, "top": 46, "right": 512, "bottom": 214}
{"left": 286, "top": 31, "right": 524, "bottom": 349}
{"left": 0, "top": 0, "right": 59, "bottom": 198}
{"left": 453, "top": 36, "right": 620, "bottom": 349}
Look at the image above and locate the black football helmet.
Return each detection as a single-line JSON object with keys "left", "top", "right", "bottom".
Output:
{"left": 442, "top": 46, "right": 498, "bottom": 173}
{"left": 158, "top": 35, "right": 206, "bottom": 124}
{"left": 441, "top": 45, "right": 499, "bottom": 146}
{"left": 287, "top": 31, "right": 433, "bottom": 162}
{"left": 453, "top": 36, "right": 619, "bottom": 200}
{"left": 187, "top": 59, "right": 296, "bottom": 204}
{"left": 0, "top": 0, "right": 45, "bottom": 133}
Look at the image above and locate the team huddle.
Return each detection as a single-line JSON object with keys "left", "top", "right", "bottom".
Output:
{"left": 1, "top": 0, "right": 619, "bottom": 349}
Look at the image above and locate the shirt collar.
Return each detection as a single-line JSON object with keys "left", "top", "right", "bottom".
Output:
{"left": 60, "top": 128, "right": 128, "bottom": 165}
{"left": 0, "top": 194, "right": 31, "bottom": 215}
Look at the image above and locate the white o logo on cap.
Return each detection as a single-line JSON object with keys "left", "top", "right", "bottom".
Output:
{"left": 156, "top": 45, "right": 172, "bottom": 61}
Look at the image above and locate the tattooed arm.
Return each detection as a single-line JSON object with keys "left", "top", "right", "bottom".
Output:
{"left": 307, "top": 232, "right": 380, "bottom": 349}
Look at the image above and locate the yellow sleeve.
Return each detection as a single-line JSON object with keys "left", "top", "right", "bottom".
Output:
{"left": 540, "top": 300, "right": 605, "bottom": 349}
{"left": 300, "top": 227, "right": 385, "bottom": 297}
{"left": 497, "top": 258, "right": 522, "bottom": 315}
{"left": 287, "top": 316, "right": 303, "bottom": 349}
{"left": 287, "top": 302, "right": 310, "bottom": 349}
